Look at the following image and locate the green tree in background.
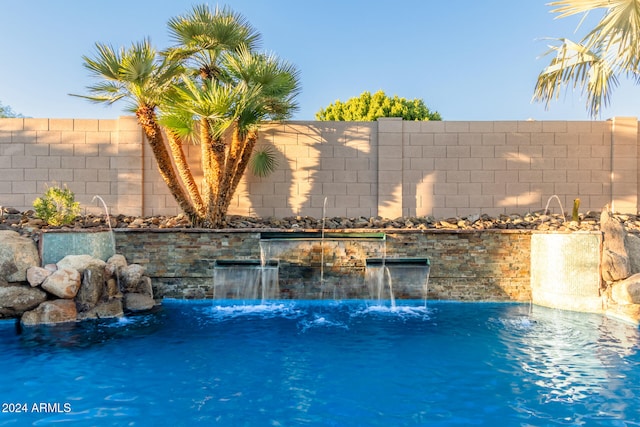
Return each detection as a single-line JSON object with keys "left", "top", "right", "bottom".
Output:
{"left": 315, "top": 90, "right": 441, "bottom": 121}
{"left": 534, "top": 0, "right": 640, "bottom": 118}
{"left": 0, "top": 101, "right": 24, "bottom": 118}
{"left": 75, "top": 5, "right": 300, "bottom": 228}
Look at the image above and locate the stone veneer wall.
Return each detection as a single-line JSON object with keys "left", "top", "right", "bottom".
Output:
{"left": 113, "top": 229, "right": 532, "bottom": 301}
{"left": 1, "top": 116, "right": 638, "bottom": 219}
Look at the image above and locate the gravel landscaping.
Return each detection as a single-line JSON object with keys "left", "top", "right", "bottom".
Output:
{"left": 3, "top": 207, "right": 639, "bottom": 235}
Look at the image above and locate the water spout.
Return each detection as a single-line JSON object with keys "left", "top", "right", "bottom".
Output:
{"left": 543, "top": 195, "right": 565, "bottom": 222}
{"left": 260, "top": 232, "right": 386, "bottom": 300}
{"left": 366, "top": 258, "right": 430, "bottom": 306}
{"left": 92, "top": 195, "right": 115, "bottom": 255}
{"left": 213, "top": 260, "right": 278, "bottom": 301}
{"left": 385, "top": 266, "right": 396, "bottom": 309}
{"left": 320, "top": 197, "right": 327, "bottom": 291}
{"left": 422, "top": 270, "right": 429, "bottom": 309}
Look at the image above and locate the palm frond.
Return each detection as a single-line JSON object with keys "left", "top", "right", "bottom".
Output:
{"left": 120, "top": 40, "right": 156, "bottom": 83}
{"left": 158, "top": 109, "right": 197, "bottom": 142}
{"left": 81, "top": 43, "right": 123, "bottom": 81}
{"left": 533, "top": 37, "right": 617, "bottom": 117}
{"left": 535, "top": 0, "right": 640, "bottom": 117}
{"left": 221, "top": 47, "right": 301, "bottom": 123}
{"left": 548, "top": 0, "right": 615, "bottom": 18}
{"left": 164, "top": 4, "right": 261, "bottom": 78}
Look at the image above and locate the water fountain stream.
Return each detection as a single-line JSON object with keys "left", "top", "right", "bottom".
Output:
{"left": 92, "top": 195, "right": 115, "bottom": 255}
{"left": 213, "top": 260, "right": 278, "bottom": 301}
{"left": 320, "top": 197, "right": 327, "bottom": 289}
{"left": 365, "top": 258, "right": 430, "bottom": 307}
{"left": 543, "top": 194, "right": 565, "bottom": 220}
{"left": 259, "top": 232, "right": 386, "bottom": 299}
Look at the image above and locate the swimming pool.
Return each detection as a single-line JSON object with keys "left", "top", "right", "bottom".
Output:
{"left": 1, "top": 300, "right": 639, "bottom": 426}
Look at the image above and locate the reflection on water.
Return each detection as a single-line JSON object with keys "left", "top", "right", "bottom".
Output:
{"left": 491, "top": 304, "right": 640, "bottom": 424}
{"left": 15, "top": 309, "right": 164, "bottom": 351}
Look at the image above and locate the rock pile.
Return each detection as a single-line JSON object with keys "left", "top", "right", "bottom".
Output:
{"left": 599, "top": 207, "right": 640, "bottom": 322}
{"left": 0, "top": 230, "right": 156, "bottom": 326}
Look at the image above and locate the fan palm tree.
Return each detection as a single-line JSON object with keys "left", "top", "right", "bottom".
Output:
{"left": 160, "top": 47, "right": 300, "bottom": 227}
{"left": 76, "top": 5, "right": 299, "bottom": 227}
{"left": 74, "top": 39, "right": 200, "bottom": 219}
{"left": 163, "top": 4, "right": 262, "bottom": 226}
{"left": 217, "top": 47, "right": 300, "bottom": 224}
{"left": 159, "top": 4, "right": 298, "bottom": 227}
{"left": 533, "top": 0, "right": 640, "bottom": 118}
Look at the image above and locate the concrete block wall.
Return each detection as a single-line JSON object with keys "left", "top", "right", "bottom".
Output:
{"left": 0, "top": 116, "right": 143, "bottom": 216}
{"left": 378, "top": 117, "right": 626, "bottom": 218}
{"left": 1, "top": 116, "right": 638, "bottom": 219}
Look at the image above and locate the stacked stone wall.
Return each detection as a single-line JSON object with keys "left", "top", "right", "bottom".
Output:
{"left": 113, "top": 229, "right": 532, "bottom": 301}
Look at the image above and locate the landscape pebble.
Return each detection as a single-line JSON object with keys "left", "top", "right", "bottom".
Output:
{"left": 2, "top": 207, "right": 638, "bottom": 235}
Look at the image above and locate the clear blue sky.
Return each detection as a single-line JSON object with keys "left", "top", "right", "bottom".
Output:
{"left": 2, "top": 1, "right": 639, "bottom": 121}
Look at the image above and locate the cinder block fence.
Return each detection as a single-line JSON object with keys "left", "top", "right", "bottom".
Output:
{"left": 1, "top": 116, "right": 638, "bottom": 218}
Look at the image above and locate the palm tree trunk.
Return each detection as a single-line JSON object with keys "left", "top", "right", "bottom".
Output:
{"left": 199, "top": 117, "right": 213, "bottom": 212}
{"left": 209, "top": 123, "right": 247, "bottom": 227}
{"left": 220, "top": 127, "right": 258, "bottom": 217}
{"left": 167, "top": 131, "right": 205, "bottom": 218}
{"left": 229, "top": 129, "right": 258, "bottom": 199}
{"left": 135, "top": 106, "right": 198, "bottom": 220}
{"left": 217, "top": 122, "right": 242, "bottom": 208}
{"left": 200, "top": 117, "right": 228, "bottom": 226}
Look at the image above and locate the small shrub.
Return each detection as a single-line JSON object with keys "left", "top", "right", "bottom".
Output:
{"left": 33, "top": 185, "right": 81, "bottom": 226}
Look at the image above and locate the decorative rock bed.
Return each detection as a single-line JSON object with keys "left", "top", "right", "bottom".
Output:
{"left": 4, "top": 207, "right": 640, "bottom": 235}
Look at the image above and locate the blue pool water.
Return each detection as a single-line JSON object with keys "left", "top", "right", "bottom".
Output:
{"left": 1, "top": 300, "right": 639, "bottom": 426}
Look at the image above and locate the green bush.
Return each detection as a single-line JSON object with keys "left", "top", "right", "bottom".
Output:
{"left": 33, "top": 185, "right": 81, "bottom": 226}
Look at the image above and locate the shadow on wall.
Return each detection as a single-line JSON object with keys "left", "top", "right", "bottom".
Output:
{"left": 299, "top": 124, "right": 370, "bottom": 218}
{"left": 245, "top": 122, "right": 436, "bottom": 219}
{"left": 240, "top": 118, "right": 621, "bottom": 219}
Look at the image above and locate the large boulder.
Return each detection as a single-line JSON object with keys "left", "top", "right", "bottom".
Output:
{"left": 129, "top": 276, "right": 154, "bottom": 299}
{"left": 106, "top": 254, "right": 128, "bottom": 278}
{"left": 105, "top": 278, "right": 120, "bottom": 299}
{"left": 0, "top": 282, "right": 47, "bottom": 318}
{"left": 602, "top": 249, "right": 631, "bottom": 283}
{"left": 611, "top": 273, "right": 640, "bottom": 305}
{"left": 21, "top": 299, "right": 77, "bottom": 325}
{"left": 0, "top": 230, "right": 40, "bottom": 282}
{"left": 123, "top": 293, "right": 155, "bottom": 312}
{"left": 625, "top": 233, "right": 640, "bottom": 274}
{"left": 77, "top": 298, "right": 123, "bottom": 320}
{"left": 57, "top": 255, "right": 106, "bottom": 275}
{"left": 120, "top": 264, "right": 146, "bottom": 292}
{"left": 75, "top": 265, "right": 106, "bottom": 311}
{"left": 41, "top": 268, "right": 81, "bottom": 299}
{"left": 601, "top": 209, "right": 631, "bottom": 282}
{"left": 26, "top": 266, "right": 52, "bottom": 287}
{"left": 606, "top": 303, "right": 640, "bottom": 325}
